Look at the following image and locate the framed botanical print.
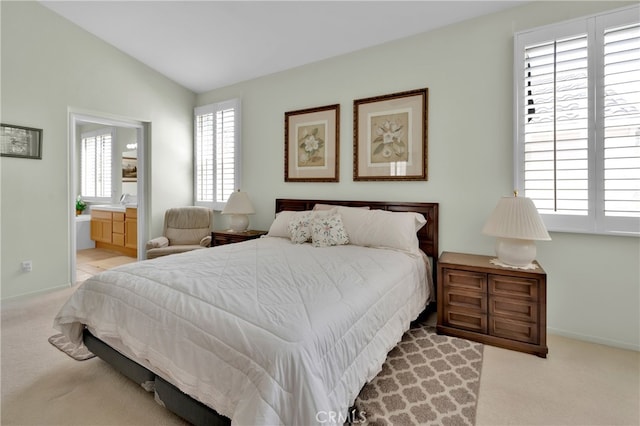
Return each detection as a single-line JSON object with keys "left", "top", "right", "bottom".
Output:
{"left": 285, "top": 104, "right": 340, "bottom": 182}
{"left": 353, "top": 88, "right": 428, "bottom": 181}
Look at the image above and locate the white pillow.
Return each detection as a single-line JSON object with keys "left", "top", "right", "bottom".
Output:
{"left": 288, "top": 211, "right": 315, "bottom": 243}
{"left": 267, "top": 211, "right": 298, "bottom": 238}
{"left": 336, "top": 206, "right": 426, "bottom": 254}
{"left": 311, "top": 212, "right": 349, "bottom": 247}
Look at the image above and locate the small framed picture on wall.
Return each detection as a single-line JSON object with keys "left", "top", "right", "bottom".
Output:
{"left": 0, "top": 123, "right": 43, "bottom": 159}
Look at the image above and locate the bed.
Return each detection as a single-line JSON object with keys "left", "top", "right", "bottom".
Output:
{"left": 54, "top": 198, "right": 439, "bottom": 425}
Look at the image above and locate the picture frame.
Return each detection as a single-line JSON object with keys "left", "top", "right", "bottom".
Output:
{"left": 353, "top": 88, "right": 428, "bottom": 181}
{"left": 285, "top": 104, "right": 340, "bottom": 182}
{"left": 122, "top": 156, "right": 138, "bottom": 182}
{"left": 0, "top": 123, "right": 42, "bottom": 159}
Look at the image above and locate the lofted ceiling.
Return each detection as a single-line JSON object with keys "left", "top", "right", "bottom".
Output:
{"left": 41, "top": 1, "right": 528, "bottom": 94}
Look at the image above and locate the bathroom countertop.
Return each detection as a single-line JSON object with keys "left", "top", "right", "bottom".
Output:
{"left": 91, "top": 204, "right": 137, "bottom": 213}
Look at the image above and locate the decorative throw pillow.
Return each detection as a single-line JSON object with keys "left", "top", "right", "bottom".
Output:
{"left": 311, "top": 212, "right": 349, "bottom": 248}
{"left": 287, "top": 211, "right": 315, "bottom": 243}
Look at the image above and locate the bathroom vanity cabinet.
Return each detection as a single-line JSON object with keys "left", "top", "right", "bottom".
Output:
{"left": 91, "top": 206, "right": 137, "bottom": 257}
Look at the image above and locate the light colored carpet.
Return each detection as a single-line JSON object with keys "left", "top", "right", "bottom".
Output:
{"left": 476, "top": 334, "right": 640, "bottom": 426}
{"left": 1, "top": 285, "right": 639, "bottom": 425}
{"left": 1, "top": 286, "right": 188, "bottom": 426}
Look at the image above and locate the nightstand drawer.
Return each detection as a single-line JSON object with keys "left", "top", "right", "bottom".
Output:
{"left": 490, "top": 296, "right": 538, "bottom": 323}
{"left": 489, "top": 316, "right": 538, "bottom": 344}
{"left": 443, "top": 268, "right": 487, "bottom": 292}
{"left": 443, "top": 309, "right": 488, "bottom": 333}
{"left": 489, "top": 275, "right": 538, "bottom": 300}
{"left": 443, "top": 289, "right": 487, "bottom": 312}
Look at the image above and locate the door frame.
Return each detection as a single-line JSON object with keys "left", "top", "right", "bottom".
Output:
{"left": 68, "top": 109, "right": 149, "bottom": 284}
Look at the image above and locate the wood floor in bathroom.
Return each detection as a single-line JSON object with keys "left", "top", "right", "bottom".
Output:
{"left": 76, "top": 248, "right": 137, "bottom": 283}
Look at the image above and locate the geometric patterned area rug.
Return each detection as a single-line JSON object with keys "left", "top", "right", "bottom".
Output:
{"left": 48, "top": 333, "right": 96, "bottom": 361}
{"left": 353, "top": 325, "right": 483, "bottom": 425}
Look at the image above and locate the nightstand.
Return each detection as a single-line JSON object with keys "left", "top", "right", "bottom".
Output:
{"left": 436, "top": 251, "right": 548, "bottom": 357}
{"left": 212, "top": 230, "right": 267, "bottom": 246}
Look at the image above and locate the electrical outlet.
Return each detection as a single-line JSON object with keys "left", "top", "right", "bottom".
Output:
{"left": 21, "top": 260, "right": 32, "bottom": 272}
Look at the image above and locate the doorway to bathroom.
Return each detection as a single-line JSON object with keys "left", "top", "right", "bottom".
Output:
{"left": 68, "top": 111, "right": 149, "bottom": 285}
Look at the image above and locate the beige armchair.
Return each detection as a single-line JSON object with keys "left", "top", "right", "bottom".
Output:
{"left": 146, "top": 207, "right": 213, "bottom": 259}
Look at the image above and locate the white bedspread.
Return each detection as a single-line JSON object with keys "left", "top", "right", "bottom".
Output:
{"left": 55, "top": 237, "right": 430, "bottom": 425}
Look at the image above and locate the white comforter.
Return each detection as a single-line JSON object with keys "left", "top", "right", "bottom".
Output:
{"left": 55, "top": 237, "right": 430, "bottom": 425}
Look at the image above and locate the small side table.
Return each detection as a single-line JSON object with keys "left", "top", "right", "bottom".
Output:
{"left": 437, "top": 251, "right": 548, "bottom": 357}
{"left": 211, "top": 230, "right": 267, "bottom": 246}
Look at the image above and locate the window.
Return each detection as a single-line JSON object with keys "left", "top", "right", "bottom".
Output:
{"left": 515, "top": 6, "right": 640, "bottom": 236}
{"left": 81, "top": 128, "right": 113, "bottom": 201}
{"left": 194, "top": 99, "right": 241, "bottom": 210}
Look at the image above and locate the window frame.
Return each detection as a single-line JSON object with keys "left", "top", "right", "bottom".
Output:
{"left": 514, "top": 6, "right": 640, "bottom": 237}
{"left": 193, "top": 98, "right": 242, "bottom": 211}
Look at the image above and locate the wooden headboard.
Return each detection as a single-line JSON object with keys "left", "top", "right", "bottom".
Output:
{"left": 275, "top": 199, "right": 439, "bottom": 259}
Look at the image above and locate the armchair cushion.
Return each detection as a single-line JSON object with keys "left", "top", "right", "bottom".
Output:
{"left": 147, "top": 245, "right": 206, "bottom": 260}
{"left": 146, "top": 236, "right": 169, "bottom": 250}
{"left": 200, "top": 235, "right": 212, "bottom": 247}
{"left": 165, "top": 207, "right": 212, "bottom": 246}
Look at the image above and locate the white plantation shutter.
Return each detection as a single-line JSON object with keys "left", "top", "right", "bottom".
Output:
{"left": 523, "top": 34, "right": 589, "bottom": 216}
{"left": 515, "top": 6, "right": 640, "bottom": 235}
{"left": 603, "top": 23, "right": 640, "bottom": 218}
{"left": 194, "top": 99, "right": 241, "bottom": 210}
{"left": 81, "top": 129, "right": 112, "bottom": 200}
{"left": 195, "top": 112, "right": 214, "bottom": 202}
{"left": 216, "top": 108, "right": 236, "bottom": 202}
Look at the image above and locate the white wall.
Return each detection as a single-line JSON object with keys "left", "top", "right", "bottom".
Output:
{"left": 198, "top": 1, "right": 639, "bottom": 350}
{"left": 1, "top": 1, "right": 196, "bottom": 298}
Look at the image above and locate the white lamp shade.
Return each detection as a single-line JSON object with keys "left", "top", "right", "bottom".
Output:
{"left": 222, "top": 191, "right": 255, "bottom": 215}
{"left": 482, "top": 194, "right": 550, "bottom": 267}
{"left": 482, "top": 195, "right": 551, "bottom": 241}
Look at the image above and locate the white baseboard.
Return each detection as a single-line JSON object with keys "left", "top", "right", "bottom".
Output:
{"left": 548, "top": 327, "right": 639, "bottom": 352}
{"left": 1, "top": 282, "right": 72, "bottom": 303}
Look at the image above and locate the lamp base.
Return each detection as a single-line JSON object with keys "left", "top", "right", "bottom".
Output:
{"left": 495, "top": 237, "right": 537, "bottom": 267}
{"left": 228, "top": 214, "right": 249, "bottom": 232}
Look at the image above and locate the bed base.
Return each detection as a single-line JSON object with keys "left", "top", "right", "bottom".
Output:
{"left": 82, "top": 198, "right": 439, "bottom": 425}
{"left": 83, "top": 329, "right": 230, "bottom": 426}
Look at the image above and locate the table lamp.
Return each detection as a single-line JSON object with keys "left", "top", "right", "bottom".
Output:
{"left": 482, "top": 191, "right": 551, "bottom": 267}
{"left": 222, "top": 190, "right": 255, "bottom": 232}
